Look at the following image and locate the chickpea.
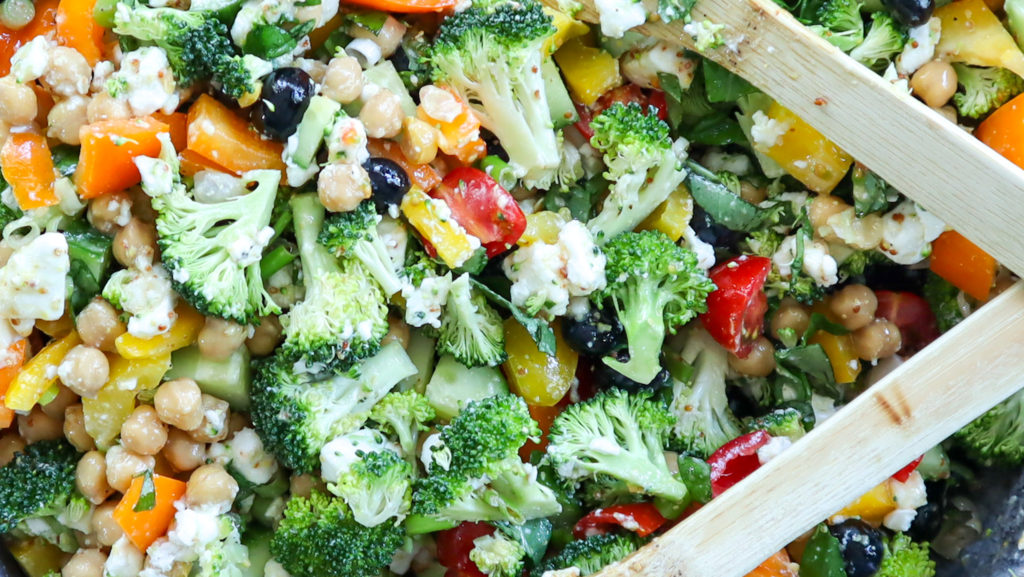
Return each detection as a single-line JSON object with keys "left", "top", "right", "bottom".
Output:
{"left": 198, "top": 317, "right": 247, "bottom": 361}
{"left": 154, "top": 378, "right": 204, "bottom": 431}
{"left": 188, "top": 394, "right": 230, "bottom": 443}
{"left": 770, "top": 298, "right": 811, "bottom": 341}
{"left": 77, "top": 450, "right": 113, "bottom": 505}
{"left": 47, "top": 95, "right": 90, "bottom": 145}
{"left": 76, "top": 298, "right": 127, "bottom": 352}
{"left": 295, "top": 58, "right": 327, "bottom": 84}
{"left": 86, "top": 92, "right": 131, "bottom": 123}
{"left": 112, "top": 218, "right": 158, "bottom": 268}
{"left": 19, "top": 406, "right": 64, "bottom": 443}
{"left": 62, "top": 548, "right": 106, "bottom": 577}
{"left": 91, "top": 501, "right": 123, "bottom": 546}
{"left": 186, "top": 464, "right": 239, "bottom": 508}
{"left": 318, "top": 162, "right": 372, "bottom": 213}
{"left": 64, "top": 404, "right": 95, "bottom": 452}
{"left": 246, "top": 315, "right": 282, "bottom": 357}
{"left": 829, "top": 285, "right": 878, "bottom": 331}
{"left": 105, "top": 445, "right": 155, "bottom": 494}
{"left": 350, "top": 16, "right": 406, "bottom": 58}
{"left": 44, "top": 47, "right": 91, "bottom": 97}
{"left": 853, "top": 319, "right": 902, "bottom": 362}
{"left": 400, "top": 117, "right": 439, "bottom": 166}
{"left": 58, "top": 345, "right": 110, "bottom": 398}
{"left": 728, "top": 337, "right": 777, "bottom": 377}
{"left": 359, "top": 89, "right": 403, "bottom": 138}
{"left": 0, "top": 431, "right": 26, "bottom": 467}
{"left": 289, "top": 473, "right": 325, "bottom": 499}
{"left": 87, "top": 192, "right": 133, "bottom": 234}
{"left": 322, "top": 56, "right": 363, "bottom": 104}
{"left": 910, "top": 61, "right": 958, "bottom": 109}
{"left": 739, "top": 181, "right": 767, "bottom": 204}
{"left": 808, "top": 195, "right": 849, "bottom": 233}
{"left": 0, "top": 75, "right": 37, "bottom": 126}
{"left": 162, "top": 427, "right": 206, "bottom": 472}
{"left": 121, "top": 405, "right": 168, "bottom": 455}
{"left": 41, "top": 384, "right": 79, "bottom": 419}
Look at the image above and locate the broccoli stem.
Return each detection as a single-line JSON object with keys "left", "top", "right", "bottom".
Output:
{"left": 260, "top": 245, "right": 296, "bottom": 281}
{"left": 405, "top": 515, "right": 459, "bottom": 535}
{"left": 291, "top": 194, "right": 340, "bottom": 278}
{"left": 603, "top": 284, "right": 667, "bottom": 385}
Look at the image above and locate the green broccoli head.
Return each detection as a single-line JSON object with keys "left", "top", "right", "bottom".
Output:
{"left": 429, "top": 1, "right": 562, "bottom": 186}
{"left": 923, "top": 273, "right": 966, "bottom": 334}
{"left": 271, "top": 490, "right": 406, "bottom": 577}
{"left": 437, "top": 274, "right": 507, "bottom": 368}
{"left": 368, "top": 390, "right": 437, "bottom": 458}
{"left": 813, "top": 0, "right": 865, "bottom": 51}
{"left": 328, "top": 447, "right": 413, "bottom": 528}
{"left": 746, "top": 228, "right": 825, "bottom": 305}
{"left": 954, "top": 388, "right": 1024, "bottom": 466}
{"left": 592, "top": 230, "right": 714, "bottom": 385}
{"left": 744, "top": 408, "right": 805, "bottom": 441}
{"left": 546, "top": 389, "right": 687, "bottom": 502}
{"left": 318, "top": 200, "right": 403, "bottom": 296}
{"left": 0, "top": 440, "right": 82, "bottom": 550}
{"left": 669, "top": 329, "right": 742, "bottom": 457}
{"left": 250, "top": 341, "right": 417, "bottom": 472}
{"left": 411, "top": 395, "right": 562, "bottom": 525}
{"left": 848, "top": 12, "right": 906, "bottom": 70}
{"left": 153, "top": 169, "right": 281, "bottom": 324}
{"left": 531, "top": 533, "right": 641, "bottom": 577}
{"left": 952, "top": 64, "right": 1024, "bottom": 120}
{"left": 589, "top": 102, "right": 672, "bottom": 179}
{"left": 876, "top": 533, "right": 935, "bottom": 577}
{"left": 282, "top": 194, "right": 389, "bottom": 373}
{"left": 470, "top": 531, "right": 527, "bottom": 577}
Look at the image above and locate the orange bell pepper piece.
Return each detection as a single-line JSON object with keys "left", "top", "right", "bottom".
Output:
{"left": 930, "top": 231, "right": 997, "bottom": 301}
{"left": 332, "top": 0, "right": 454, "bottom": 12}
{"left": 76, "top": 116, "right": 171, "bottom": 199}
{"left": 0, "top": 133, "right": 59, "bottom": 210}
{"left": 417, "top": 86, "right": 487, "bottom": 165}
{"left": 186, "top": 94, "right": 286, "bottom": 174}
{"left": 152, "top": 112, "right": 189, "bottom": 152}
{"left": 744, "top": 550, "right": 799, "bottom": 577}
{"left": 977, "top": 93, "right": 1024, "bottom": 170}
{"left": 178, "top": 149, "right": 234, "bottom": 178}
{"left": 0, "top": 340, "right": 28, "bottom": 429}
{"left": 0, "top": 0, "right": 58, "bottom": 76}
{"left": 56, "top": 0, "right": 104, "bottom": 65}
{"left": 113, "top": 473, "right": 187, "bottom": 551}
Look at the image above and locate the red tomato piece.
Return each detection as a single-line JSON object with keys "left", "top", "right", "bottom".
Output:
{"left": 874, "top": 291, "right": 940, "bottom": 354}
{"left": 593, "top": 84, "right": 648, "bottom": 117}
{"left": 574, "top": 102, "right": 595, "bottom": 141}
{"left": 700, "top": 256, "right": 772, "bottom": 357}
{"left": 708, "top": 430, "right": 773, "bottom": 497}
{"left": 647, "top": 90, "right": 669, "bottom": 123}
{"left": 436, "top": 522, "right": 494, "bottom": 577}
{"left": 573, "top": 503, "right": 668, "bottom": 539}
{"left": 432, "top": 167, "right": 527, "bottom": 258}
{"left": 891, "top": 455, "right": 923, "bottom": 483}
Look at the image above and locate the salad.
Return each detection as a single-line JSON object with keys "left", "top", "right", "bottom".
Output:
{"left": 0, "top": 0, "right": 1018, "bottom": 575}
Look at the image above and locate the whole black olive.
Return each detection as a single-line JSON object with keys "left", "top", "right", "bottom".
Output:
{"left": 562, "top": 307, "right": 625, "bottom": 357}
{"left": 364, "top": 157, "right": 411, "bottom": 213}
{"left": 908, "top": 481, "right": 946, "bottom": 542}
{"left": 254, "top": 68, "right": 315, "bottom": 141}
{"left": 862, "top": 264, "right": 929, "bottom": 294}
{"left": 726, "top": 386, "right": 760, "bottom": 420}
{"left": 592, "top": 350, "right": 672, "bottom": 392}
{"left": 882, "top": 0, "right": 935, "bottom": 27}
{"left": 828, "top": 520, "right": 885, "bottom": 577}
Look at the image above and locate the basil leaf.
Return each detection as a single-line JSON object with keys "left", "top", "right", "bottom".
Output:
{"left": 802, "top": 312, "right": 850, "bottom": 344}
{"left": 775, "top": 344, "right": 841, "bottom": 400}
{"left": 677, "top": 455, "right": 712, "bottom": 504}
{"left": 133, "top": 470, "right": 156, "bottom": 512}
{"left": 923, "top": 273, "right": 966, "bottom": 333}
{"left": 347, "top": 10, "right": 388, "bottom": 33}
{"left": 683, "top": 112, "right": 747, "bottom": 146}
{"left": 244, "top": 24, "right": 297, "bottom": 59}
{"left": 800, "top": 524, "right": 846, "bottom": 577}
{"left": 686, "top": 167, "right": 764, "bottom": 232}
{"left": 50, "top": 145, "right": 79, "bottom": 177}
{"left": 702, "top": 60, "right": 756, "bottom": 103}
{"left": 494, "top": 518, "right": 552, "bottom": 565}
{"left": 851, "top": 163, "right": 890, "bottom": 217}
{"left": 472, "top": 280, "right": 556, "bottom": 355}
{"left": 659, "top": 71, "right": 715, "bottom": 129}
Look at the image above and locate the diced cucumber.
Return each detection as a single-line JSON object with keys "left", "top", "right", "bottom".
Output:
{"left": 165, "top": 345, "right": 252, "bottom": 411}
{"left": 400, "top": 330, "right": 437, "bottom": 394}
{"left": 241, "top": 526, "right": 274, "bottom": 577}
{"left": 286, "top": 95, "right": 341, "bottom": 170}
{"left": 346, "top": 60, "right": 417, "bottom": 118}
{"left": 542, "top": 58, "right": 578, "bottom": 130}
{"left": 425, "top": 355, "right": 508, "bottom": 421}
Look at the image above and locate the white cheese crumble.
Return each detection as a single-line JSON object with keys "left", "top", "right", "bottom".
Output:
{"left": 896, "top": 18, "right": 941, "bottom": 76}
{"left": 104, "top": 263, "right": 179, "bottom": 339}
{"left": 756, "top": 436, "right": 793, "bottom": 465}
{"left": 227, "top": 226, "right": 275, "bottom": 267}
{"left": 593, "top": 0, "right": 647, "bottom": 38}
{"left": 878, "top": 200, "right": 945, "bottom": 265}
{"left": 621, "top": 42, "right": 699, "bottom": 91}
{"left": 10, "top": 36, "right": 53, "bottom": 83}
{"left": 326, "top": 116, "right": 369, "bottom": 164}
{"left": 0, "top": 233, "right": 69, "bottom": 324}
{"left": 402, "top": 272, "right": 453, "bottom": 329}
{"left": 750, "top": 110, "right": 790, "bottom": 149}
{"left": 209, "top": 428, "right": 280, "bottom": 485}
{"left": 134, "top": 155, "right": 176, "bottom": 198}
{"left": 884, "top": 471, "right": 928, "bottom": 532}
{"left": 683, "top": 226, "right": 716, "bottom": 270}
{"left": 110, "top": 46, "right": 180, "bottom": 116}
{"left": 771, "top": 235, "right": 839, "bottom": 287}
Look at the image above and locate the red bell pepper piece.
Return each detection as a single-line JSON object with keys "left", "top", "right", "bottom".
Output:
{"left": 573, "top": 502, "right": 668, "bottom": 539}
{"left": 708, "top": 430, "right": 773, "bottom": 497}
{"left": 436, "top": 521, "right": 495, "bottom": 577}
{"left": 891, "top": 455, "right": 923, "bottom": 483}
{"left": 700, "top": 256, "right": 772, "bottom": 357}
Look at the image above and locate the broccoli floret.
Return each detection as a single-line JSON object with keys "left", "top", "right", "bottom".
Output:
{"left": 271, "top": 490, "right": 406, "bottom": 577}
{"left": 876, "top": 533, "right": 935, "bottom": 577}
{"left": 531, "top": 534, "right": 640, "bottom": 577}
{"left": 578, "top": 475, "right": 645, "bottom": 508}
{"left": 848, "top": 13, "right": 906, "bottom": 70}
{"left": 668, "top": 329, "right": 742, "bottom": 457}
{"left": 368, "top": 390, "right": 436, "bottom": 459}
{"left": 746, "top": 228, "right": 825, "bottom": 304}
{"left": 410, "top": 395, "right": 562, "bottom": 525}
{"left": 923, "top": 273, "right": 966, "bottom": 333}
{"left": 954, "top": 387, "right": 1024, "bottom": 466}
{"left": 152, "top": 160, "right": 281, "bottom": 324}
{"left": 546, "top": 389, "right": 687, "bottom": 502}
{"left": 328, "top": 446, "right": 413, "bottom": 528}
{"left": 437, "top": 274, "right": 507, "bottom": 368}
{"left": 0, "top": 440, "right": 86, "bottom": 552}
{"left": 813, "top": 0, "right": 865, "bottom": 50}
{"left": 112, "top": 3, "right": 255, "bottom": 98}
{"left": 428, "top": 1, "right": 563, "bottom": 187}
{"left": 193, "top": 515, "right": 251, "bottom": 577}
{"left": 591, "top": 230, "right": 714, "bottom": 385}
{"left": 250, "top": 340, "right": 418, "bottom": 472}
{"left": 318, "top": 200, "right": 403, "bottom": 297}
{"left": 469, "top": 531, "right": 527, "bottom": 577}
{"left": 586, "top": 102, "right": 688, "bottom": 243}
{"left": 281, "top": 194, "right": 389, "bottom": 373}
{"left": 952, "top": 64, "right": 1024, "bottom": 120}
{"left": 744, "top": 408, "right": 805, "bottom": 441}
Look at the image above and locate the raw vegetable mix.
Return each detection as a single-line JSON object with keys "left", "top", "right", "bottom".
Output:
{"left": 0, "top": 0, "right": 1015, "bottom": 575}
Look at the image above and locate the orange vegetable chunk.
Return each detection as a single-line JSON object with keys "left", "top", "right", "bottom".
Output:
{"left": 0, "top": 0, "right": 58, "bottom": 76}
{"left": 56, "top": 0, "right": 104, "bottom": 65}
{"left": 113, "top": 473, "right": 187, "bottom": 551}
{"left": 186, "top": 94, "right": 285, "bottom": 174}
{"left": 0, "top": 340, "right": 27, "bottom": 429}
{"left": 745, "top": 550, "right": 799, "bottom": 577}
{"left": 153, "top": 112, "right": 189, "bottom": 151}
{"left": 1, "top": 132, "right": 58, "bottom": 209}
{"left": 930, "top": 231, "right": 997, "bottom": 301}
{"left": 977, "top": 93, "right": 1024, "bottom": 169}
{"left": 76, "top": 116, "right": 170, "bottom": 198}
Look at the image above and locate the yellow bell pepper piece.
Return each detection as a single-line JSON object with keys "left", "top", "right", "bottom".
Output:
{"left": 502, "top": 318, "right": 578, "bottom": 407}
{"left": 809, "top": 301, "right": 862, "bottom": 384}
{"left": 755, "top": 103, "right": 852, "bottom": 194}
{"left": 936, "top": 0, "right": 1024, "bottom": 78}
{"left": 638, "top": 184, "right": 694, "bottom": 241}
{"left": 83, "top": 353, "right": 171, "bottom": 448}
{"left": 553, "top": 37, "right": 622, "bottom": 106}
{"left": 115, "top": 306, "right": 204, "bottom": 359}
{"left": 401, "top": 186, "right": 480, "bottom": 269}
{"left": 520, "top": 210, "right": 568, "bottom": 246}
{"left": 5, "top": 331, "right": 81, "bottom": 412}
{"left": 8, "top": 538, "right": 65, "bottom": 577}
{"left": 832, "top": 480, "right": 895, "bottom": 525}
{"left": 542, "top": 7, "right": 590, "bottom": 56}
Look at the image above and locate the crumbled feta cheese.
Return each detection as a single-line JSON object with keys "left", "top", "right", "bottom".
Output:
{"left": 227, "top": 226, "right": 275, "bottom": 267}
{"left": 10, "top": 36, "right": 53, "bottom": 83}
{"left": 419, "top": 85, "right": 463, "bottom": 123}
{"left": 320, "top": 429, "right": 391, "bottom": 483}
{"left": 883, "top": 508, "right": 918, "bottom": 532}
{"left": 326, "top": 116, "right": 369, "bottom": 165}
{"left": 896, "top": 18, "right": 941, "bottom": 76}
{"left": 594, "top": 0, "right": 647, "bottom": 38}
{"left": 621, "top": 41, "right": 699, "bottom": 91}
{"left": 891, "top": 471, "right": 927, "bottom": 510}
{"left": 111, "top": 47, "right": 180, "bottom": 116}
{"left": 420, "top": 432, "right": 452, "bottom": 474}
{"left": 92, "top": 60, "right": 115, "bottom": 92}
{"left": 210, "top": 428, "right": 280, "bottom": 485}
{"left": 684, "top": 226, "right": 716, "bottom": 270}
{"left": 567, "top": 296, "right": 591, "bottom": 322}
{"left": 771, "top": 235, "right": 838, "bottom": 287}
{"left": 378, "top": 216, "right": 408, "bottom": 269}
{"left": 701, "top": 149, "right": 753, "bottom": 176}
{"left": 881, "top": 63, "right": 911, "bottom": 96}
{"left": 683, "top": 20, "right": 726, "bottom": 52}
{"left": 105, "top": 536, "right": 145, "bottom": 577}
{"left": 756, "top": 436, "right": 793, "bottom": 465}
{"left": 0, "top": 233, "right": 70, "bottom": 323}
{"left": 402, "top": 272, "right": 453, "bottom": 329}
{"left": 878, "top": 200, "right": 945, "bottom": 265}
{"left": 104, "top": 264, "right": 179, "bottom": 339}
{"left": 750, "top": 110, "right": 790, "bottom": 149}
{"left": 134, "top": 156, "right": 175, "bottom": 197}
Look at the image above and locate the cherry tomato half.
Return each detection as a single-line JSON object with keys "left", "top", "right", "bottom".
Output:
{"left": 700, "top": 256, "right": 772, "bottom": 358}
{"left": 708, "top": 430, "right": 772, "bottom": 497}
{"left": 431, "top": 167, "right": 527, "bottom": 258}
{"left": 436, "top": 521, "right": 495, "bottom": 577}
{"left": 573, "top": 502, "right": 668, "bottom": 539}
{"left": 593, "top": 84, "right": 648, "bottom": 117}
{"left": 647, "top": 90, "right": 670, "bottom": 123}
{"left": 874, "top": 291, "right": 939, "bottom": 354}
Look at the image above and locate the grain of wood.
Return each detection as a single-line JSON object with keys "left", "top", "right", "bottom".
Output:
{"left": 543, "top": 0, "right": 1024, "bottom": 276}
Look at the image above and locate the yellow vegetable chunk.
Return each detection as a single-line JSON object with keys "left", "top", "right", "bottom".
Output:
{"left": 935, "top": 0, "right": 1024, "bottom": 78}
{"left": 114, "top": 306, "right": 204, "bottom": 359}
{"left": 83, "top": 353, "right": 171, "bottom": 449}
{"left": 554, "top": 37, "right": 622, "bottom": 106}
{"left": 502, "top": 318, "right": 577, "bottom": 407}
{"left": 8, "top": 538, "right": 65, "bottom": 577}
{"left": 542, "top": 7, "right": 589, "bottom": 56}
{"left": 638, "top": 184, "right": 694, "bottom": 241}
{"left": 832, "top": 480, "right": 895, "bottom": 525}
{"left": 755, "top": 103, "right": 853, "bottom": 194}
{"left": 809, "top": 302, "right": 862, "bottom": 384}
{"left": 401, "top": 187, "right": 480, "bottom": 269}
{"left": 4, "top": 331, "right": 81, "bottom": 412}
{"left": 520, "top": 210, "right": 568, "bottom": 246}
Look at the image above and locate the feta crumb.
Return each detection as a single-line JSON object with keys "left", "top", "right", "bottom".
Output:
{"left": 134, "top": 156, "right": 175, "bottom": 197}
{"left": 896, "top": 18, "right": 941, "bottom": 76}
{"left": 10, "top": 36, "right": 53, "bottom": 83}
{"left": 0, "top": 233, "right": 70, "bottom": 322}
{"left": 227, "top": 226, "right": 275, "bottom": 267}
{"left": 111, "top": 46, "right": 180, "bottom": 116}
{"left": 756, "top": 436, "right": 793, "bottom": 465}
{"left": 326, "top": 116, "right": 370, "bottom": 165}
{"left": 593, "top": 0, "right": 647, "bottom": 38}
{"left": 683, "top": 226, "right": 716, "bottom": 270}
{"left": 402, "top": 272, "right": 453, "bottom": 329}
{"left": 878, "top": 200, "right": 945, "bottom": 265}
{"left": 104, "top": 264, "right": 179, "bottom": 339}
{"left": 750, "top": 110, "right": 790, "bottom": 149}
{"left": 210, "top": 428, "right": 280, "bottom": 485}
